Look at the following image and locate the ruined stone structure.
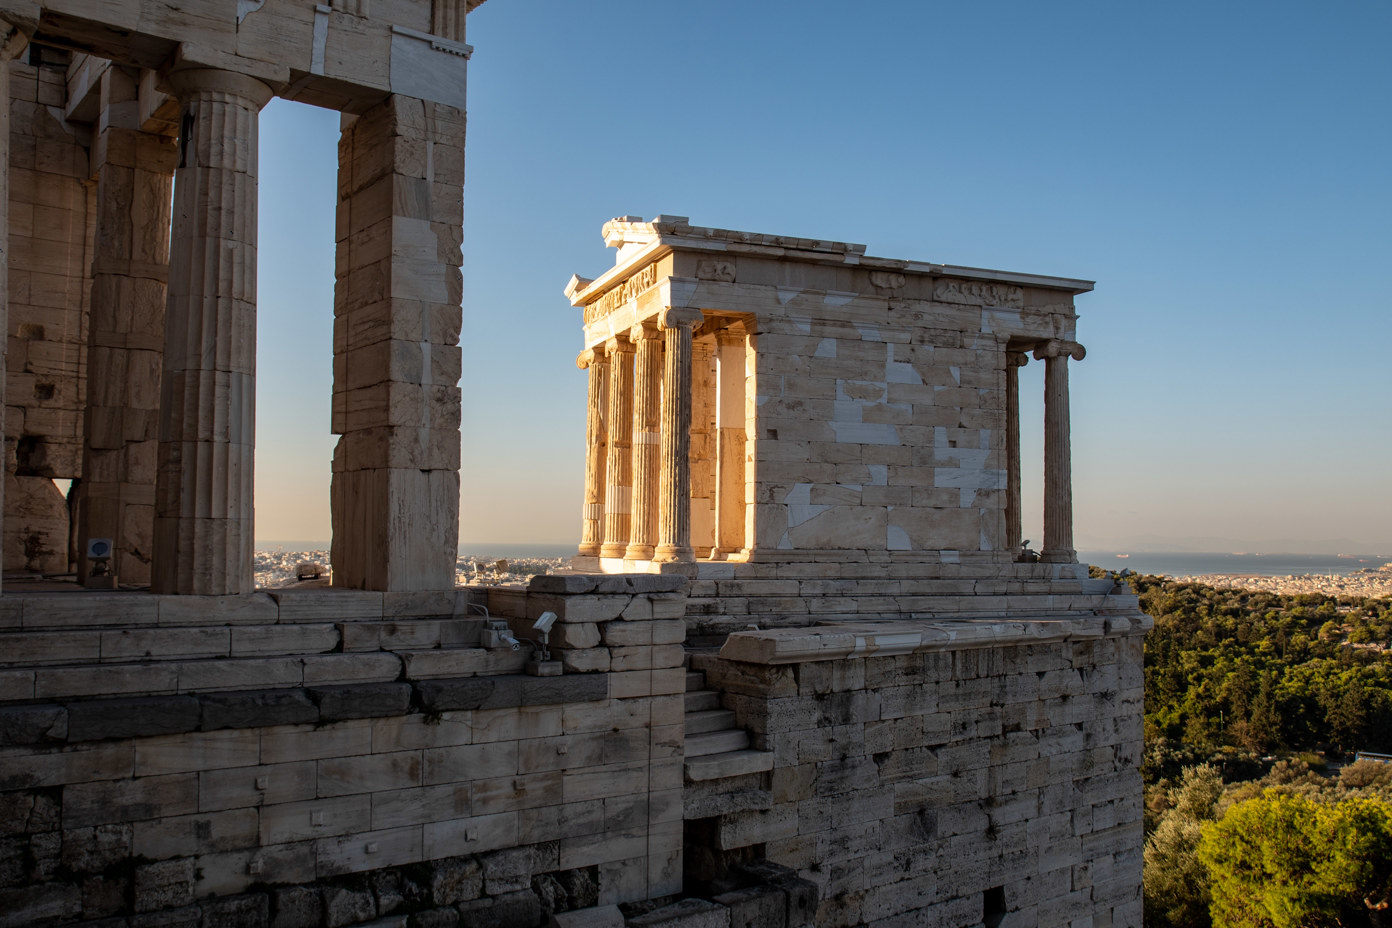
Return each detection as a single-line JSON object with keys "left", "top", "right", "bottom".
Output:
{"left": 0, "top": 0, "right": 472, "bottom": 593}
{"left": 0, "top": 0, "right": 1151, "bottom": 924}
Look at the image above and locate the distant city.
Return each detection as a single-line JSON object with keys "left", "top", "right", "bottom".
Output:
{"left": 253, "top": 545, "right": 1392, "bottom": 597}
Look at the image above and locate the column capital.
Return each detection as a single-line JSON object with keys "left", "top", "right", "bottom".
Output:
{"left": 0, "top": 15, "right": 32, "bottom": 61}
{"left": 164, "top": 67, "right": 275, "bottom": 109}
{"left": 660, "top": 306, "right": 703, "bottom": 330}
{"left": 1006, "top": 350, "right": 1030, "bottom": 368}
{"left": 576, "top": 347, "right": 604, "bottom": 370}
{"left": 629, "top": 319, "right": 662, "bottom": 342}
{"left": 1033, "top": 339, "right": 1086, "bottom": 362}
{"left": 604, "top": 334, "right": 635, "bottom": 356}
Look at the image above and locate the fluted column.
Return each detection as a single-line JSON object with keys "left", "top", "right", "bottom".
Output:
{"left": 653, "top": 306, "right": 703, "bottom": 564}
{"left": 625, "top": 322, "right": 662, "bottom": 560}
{"left": 577, "top": 348, "right": 608, "bottom": 556}
{"left": 600, "top": 336, "right": 635, "bottom": 558}
{"left": 152, "top": 69, "right": 273, "bottom": 595}
{"left": 713, "top": 327, "right": 747, "bottom": 558}
{"left": 1034, "top": 339, "right": 1086, "bottom": 565}
{"left": 78, "top": 66, "right": 179, "bottom": 587}
{"left": 1005, "top": 350, "right": 1028, "bottom": 556}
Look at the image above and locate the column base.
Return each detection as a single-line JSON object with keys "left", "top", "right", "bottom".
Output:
{"left": 624, "top": 544, "right": 655, "bottom": 560}
{"left": 577, "top": 543, "right": 602, "bottom": 557}
{"left": 652, "top": 545, "right": 695, "bottom": 564}
{"left": 1040, "top": 549, "right": 1077, "bottom": 564}
{"left": 599, "top": 543, "right": 629, "bottom": 559}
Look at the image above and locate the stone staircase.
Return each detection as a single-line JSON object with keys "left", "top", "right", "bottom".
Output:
{"left": 683, "top": 655, "right": 773, "bottom": 782}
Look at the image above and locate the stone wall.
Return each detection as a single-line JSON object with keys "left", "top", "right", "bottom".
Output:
{"left": 690, "top": 613, "right": 1148, "bottom": 928}
{"left": 5, "top": 51, "right": 94, "bottom": 575}
{"left": 0, "top": 577, "right": 686, "bottom": 926}
{"left": 682, "top": 560, "right": 1107, "bottom": 642}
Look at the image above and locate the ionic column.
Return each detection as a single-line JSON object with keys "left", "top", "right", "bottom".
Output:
{"left": 625, "top": 322, "right": 662, "bottom": 560}
{"left": 1033, "top": 339, "right": 1086, "bottom": 565}
{"left": 152, "top": 69, "right": 273, "bottom": 595}
{"left": 77, "top": 67, "right": 178, "bottom": 587}
{"left": 712, "top": 327, "right": 747, "bottom": 558}
{"left": 1005, "top": 350, "right": 1028, "bottom": 555}
{"left": 653, "top": 306, "right": 703, "bottom": 564}
{"left": 689, "top": 337, "right": 716, "bottom": 553}
{"left": 600, "top": 336, "right": 635, "bottom": 558}
{"left": 577, "top": 348, "right": 609, "bottom": 557}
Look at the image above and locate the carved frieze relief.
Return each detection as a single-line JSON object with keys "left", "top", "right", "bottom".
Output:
{"left": 696, "top": 259, "right": 736, "bottom": 282}
{"left": 584, "top": 263, "right": 658, "bottom": 326}
{"left": 934, "top": 280, "right": 1024, "bottom": 308}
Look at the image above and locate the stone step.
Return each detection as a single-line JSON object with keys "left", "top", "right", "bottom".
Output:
{"left": 685, "top": 749, "right": 775, "bottom": 782}
{"left": 685, "top": 670, "right": 705, "bottom": 692}
{"left": 684, "top": 689, "right": 720, "bottom": 714}
{"left": 686, "top": 729, "right": 750, "bottom": 757}
{"left": 684, "top": 708, "right": 737, "bottom": 736}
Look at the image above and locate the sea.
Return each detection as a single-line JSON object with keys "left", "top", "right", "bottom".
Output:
{"left": 1077, "top": 551, "right": 1392, "bottom": 578}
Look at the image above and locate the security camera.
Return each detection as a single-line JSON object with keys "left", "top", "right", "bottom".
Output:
{"left": 533, "top": 612, "right": 558, "bottom": 634}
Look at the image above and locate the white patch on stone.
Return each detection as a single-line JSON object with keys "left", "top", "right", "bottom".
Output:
{"left": 784, "top": 484, "right": 831, "bottom": 528}
{"left": 867, "top": 465, "right": 887, "bottom": 486}
{"left": 814, "top": 338, "right": 837, "bottom": 358}
{"left": 949, "top": 366, "right": 961, "bottom": 385}
{"left": 237, "top": 0, "right": 266, "bottom": 25}
{"left": 824, "top": 291, "right": 857, "bottom": 306}
{"left": 778, "top": 531, "right": 793, "bottom": 549}
{"left": 790, "top": 315, "right": 812, "bottom": 333}
{"left": 832, "top": 401, "right": 863, "bottom": 424}
{"left": 777, "top": 288, "right": 802, "bottom": 306}
{"left": 886, "top": 360, "right": 922, "bottom": 384}
{"left": 941, "top": 550, "right": 960, "bottom": 564}
{"left": 830, "top": 422, "right": 900, "bottom": 445}
{"left": 856, "top": 324, "right": 882, "bottom": 342}
{"left": 887, "top": 525, "right": 912, "bottom": 551}
{"left": 980, "top": 522, "right": 993, "bottom": 551}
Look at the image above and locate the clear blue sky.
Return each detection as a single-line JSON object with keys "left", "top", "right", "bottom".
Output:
{"left": 253, "top": 0, "right": 1392, "bottom": 554}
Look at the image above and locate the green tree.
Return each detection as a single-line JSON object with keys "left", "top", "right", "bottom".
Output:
{"left": 1144, "top": 764, "right": 1223, "bottom": 928}
{"left": 1198, "top": 790, "right": 1392, "bottom": 927}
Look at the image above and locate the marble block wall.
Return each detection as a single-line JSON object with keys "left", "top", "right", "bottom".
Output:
{"left": 4, "top": 52, "right": 93, "bottom": 575}
{"left": 0, "top": 578, "right": 687, "bottom": 926}
{"left": 694, "top": 613, "right": 1150, "bottom": 928}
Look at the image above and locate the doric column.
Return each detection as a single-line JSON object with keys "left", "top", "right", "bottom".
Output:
{"left": 1033, "top": 339, "right": 1086, "bottom": 564}
{"left": 653, "top": 306, "right": 703, "bottom": 564}
{"left": 577, "top": 348, "right": 608, "bottom": 557}
{"left": 1005, "top": 350, "right": 1028, "bottom": 556}
{"left": 600, "top": 336, "right": 635, "bottom": 558}
{"left": 77, "top": 67, "right": 178, "bottom": 587}
{"left": 152, "top": 69, "right": 273, "bottom": 595}
{"left": 625, "top": 321, "right": 662, "bottom": 560}
{"left": 712, "top": 327, "right": 747, "bottom": 558}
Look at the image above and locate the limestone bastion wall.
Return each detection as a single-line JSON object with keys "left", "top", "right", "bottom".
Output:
{"left": 692, "top": 612, "right": 1149, "bottom": 928}
{"left": 0, "top": 573, "right": 1148, "bottom": 927}
{"left": 0, "top": 576, "right": 691, "bottom": 927}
